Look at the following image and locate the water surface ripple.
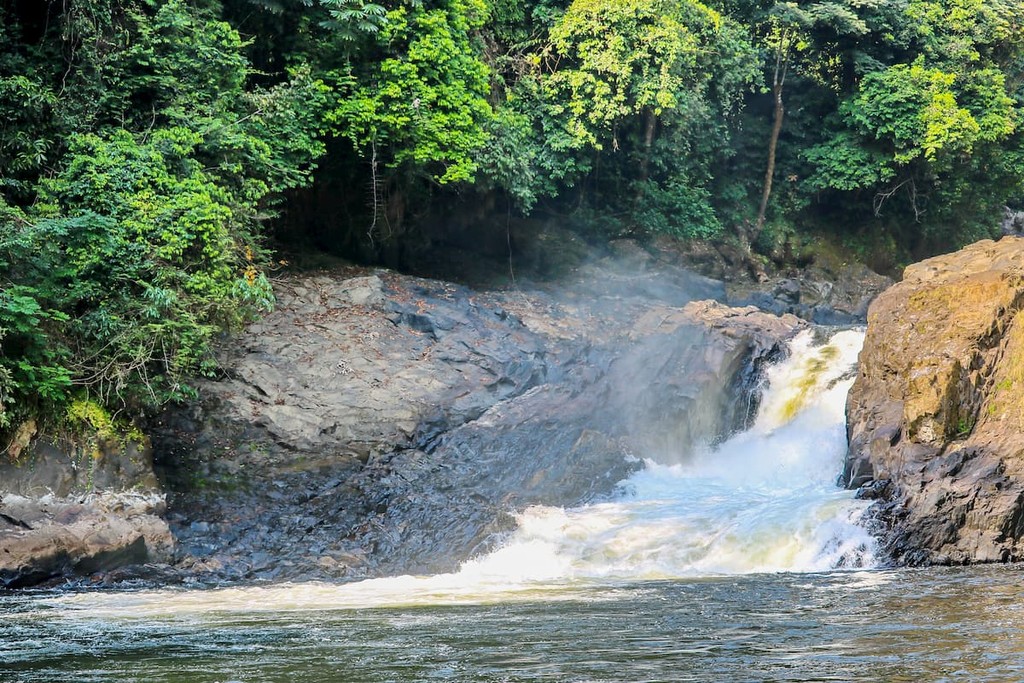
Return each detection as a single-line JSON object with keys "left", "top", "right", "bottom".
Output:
{"left": 4, "top": 568, "right": 1024, "bottom": 682}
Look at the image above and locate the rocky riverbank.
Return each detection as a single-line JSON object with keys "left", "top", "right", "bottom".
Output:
{"left": 0, "top": 437, "right": 171, "bottom": 588}
{"left": 149, "top": 265, "right": 804, "bottom": 583}
{"left": 844, "top": 236, "right": 1024, "bottom": 564}
{"left": 1, "top": 236, "right": 895, "bottom": 587}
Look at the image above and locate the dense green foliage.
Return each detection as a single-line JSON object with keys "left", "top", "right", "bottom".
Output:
{"left": 2, "top": 0, "right": 1023, "bottom": 435}
{"left": 0, "top": 0, "right": 325, "bottom": 429}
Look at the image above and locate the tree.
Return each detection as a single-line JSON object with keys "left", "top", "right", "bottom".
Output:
{"left": 749, "top": 0, "right": 889, "bottom": 242}
{"left": 803, "top": 0, "right": 1024, "bottom": 251}
{"left": 326, "top": 0, "right": 493, "bottom": 239}
{"left": 0, "top": 0, "right": 327, "bottom": 431}
{"left": 496, "top": 0, "right": 757, "bottom": 237}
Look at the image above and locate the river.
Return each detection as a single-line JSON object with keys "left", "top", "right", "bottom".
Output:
{"left": 3, "top": 329, "right": 1023, "bottom": 682}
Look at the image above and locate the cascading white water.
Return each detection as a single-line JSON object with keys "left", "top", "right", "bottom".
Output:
{"left": 51, "top": 328, "right": 876, "bottom": 616}
{"left": 448, "top": 327, "right": 876, "bottom": 582}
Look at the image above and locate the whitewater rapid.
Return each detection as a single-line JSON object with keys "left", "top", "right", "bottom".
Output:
{"left": 49, "top": 328, "right": 876, "bottom": 616}
{"left": 414, "top": 327, "right": 876, "bottom": 583}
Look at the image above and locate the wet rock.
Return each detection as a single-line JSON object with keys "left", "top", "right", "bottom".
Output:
{"left": 0, "top": 437, "right": 159, "bottom": 498}
{"left": 729, "top": 263, "right": 892, "bottom": 325}
{"left": 205, "top": 273, "right": 545, "bottom": 461}
{"left": 152, "top": 267, "right": 803, "bottom": 582}
{"left": 844, "top": 236, "right": 1024, "bottom": 564}
{"left": 322, "top": 301, "right": 801, "bottom": 578}
{"left": 151, "top": 270, "right": 552, "bottom": 581}
{"left": 648, "top": 236, "right": 731, "bottom": 282}
{"left": 1003, "top": 207, "right": 1024, "bottom": 237}
{"left": 339, "top": 387, "right": 639, "bottom": 575}
{"left": 615, "top": 301, "right": 803, "bottom": 459}
{"left": 0, "top": 493, "right": 172, "bottom": 588}
{"left": 774, "top": 279, "right": 802, "bottom": 305}
{"left": 0, "top": 436, "right": 170, "bottom": 587}
{"left": 828, "top": 263, "right": 894, "bottom": 319}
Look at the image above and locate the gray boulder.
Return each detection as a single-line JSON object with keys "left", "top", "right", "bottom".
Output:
{"left": 0, "top": 429, "right": 172, "bottom": 587}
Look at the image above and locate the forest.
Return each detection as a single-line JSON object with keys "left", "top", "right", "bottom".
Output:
{"left": 1, "top": 0, "right": 1022, "bottom": 437}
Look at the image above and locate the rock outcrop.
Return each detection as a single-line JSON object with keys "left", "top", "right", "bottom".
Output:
{"left": 152, "top": 267, "right": 804, "bottom": 582}
{"left": 0, "top": 437, "right": 172, "bottom": 587}
{"left": 1, "top": 254, "right": 809, "bottom": 587}
{"left": 844, "top": 236, "right": 1024, "bottom": 564}
{"left": 0, "top": 492, "right": 172, "bottom": 588}
{"left": 728, "top": 263, "right": 894, "bottom": 326}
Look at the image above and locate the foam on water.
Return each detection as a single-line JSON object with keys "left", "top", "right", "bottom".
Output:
{"left": 48, "top": 328, "right": 876, "bottom": 616}
{"left": 457, "top": 328, "right": 876, "bottom": 581}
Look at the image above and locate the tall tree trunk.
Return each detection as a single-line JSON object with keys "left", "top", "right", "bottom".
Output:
{"left": 635, "top": 108, "right": 658, "bottom": 203}
{"left": 753, "top": 43, "right": 789, "bottom": 245}
{"left": 639, "top": 108, "right": 657, "bottom": 184}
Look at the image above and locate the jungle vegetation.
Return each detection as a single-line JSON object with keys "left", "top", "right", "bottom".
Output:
{"left": 1, "top": 0, "right": 1022, "bottom": 434}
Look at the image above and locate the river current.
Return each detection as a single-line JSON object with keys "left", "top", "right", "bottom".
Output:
{"left": 3, "top": 329, "right": 1023, "bottom": 681}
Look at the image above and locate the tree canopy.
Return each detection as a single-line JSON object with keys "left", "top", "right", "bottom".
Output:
{"left": 1, "top": 0, "right": 1022, "bottom": 436}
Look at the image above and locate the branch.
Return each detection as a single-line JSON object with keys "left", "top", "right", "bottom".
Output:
{"left": 873, "top": 178, "right": 923, "bottom": 221}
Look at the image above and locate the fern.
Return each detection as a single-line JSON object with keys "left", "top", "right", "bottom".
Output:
{"left": 319, "top": 0, "right": 387, "bottom": 41}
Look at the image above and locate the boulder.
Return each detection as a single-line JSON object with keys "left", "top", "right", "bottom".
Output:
{"left": 0, "top": 434, "right": 172, "bottom": 587}
{"left": 612, "top": 301, "right": 803, "bottom": 460}
{"left": 844, "top": 236, "right": 1024, "bottom": 564}
{"left": 323, "top": 300, "right": 804, "bottom": 577}
{"left": 728, "top": 263, "right": 893, "bottom": 325}
{"left": 0, "top": 492, "right": 172, "bottom": 588}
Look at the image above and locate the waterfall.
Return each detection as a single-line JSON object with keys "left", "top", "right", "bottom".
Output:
{"left": 51, "top": 328, "right": 876, "bottom": 616}
{"left": 448, "top": 327, "right": 875, "bottom": 582}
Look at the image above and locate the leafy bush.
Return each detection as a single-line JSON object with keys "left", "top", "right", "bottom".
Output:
{"left": 31, "top": 128, "right": 276, "bottom": 405}
{"left": 0, "top": 1, "right": 325, "bottom": 435}
{"left": 632, "top": 179, "right": 723, "bottom": 240}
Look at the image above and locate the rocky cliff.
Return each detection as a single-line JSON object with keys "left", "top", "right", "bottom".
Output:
{"left": 2, "top": 252, "right": 817, "bottom": 588}
{"left": 151, "top": 266, "right": 804, "bottom": 583}
{"left": 844, "top": 236, "right": 1024, "bottom": 564}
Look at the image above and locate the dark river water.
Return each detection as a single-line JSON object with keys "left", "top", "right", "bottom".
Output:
{"left": 5, "top": 329, "right": 1017, "bottom": 682}
{"left": 3, "top": 567, "right": 1024, "bottom": 682}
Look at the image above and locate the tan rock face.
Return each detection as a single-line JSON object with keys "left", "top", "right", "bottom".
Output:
{"left": 845, "top": 236, "right": 1024, "bottom": 564}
